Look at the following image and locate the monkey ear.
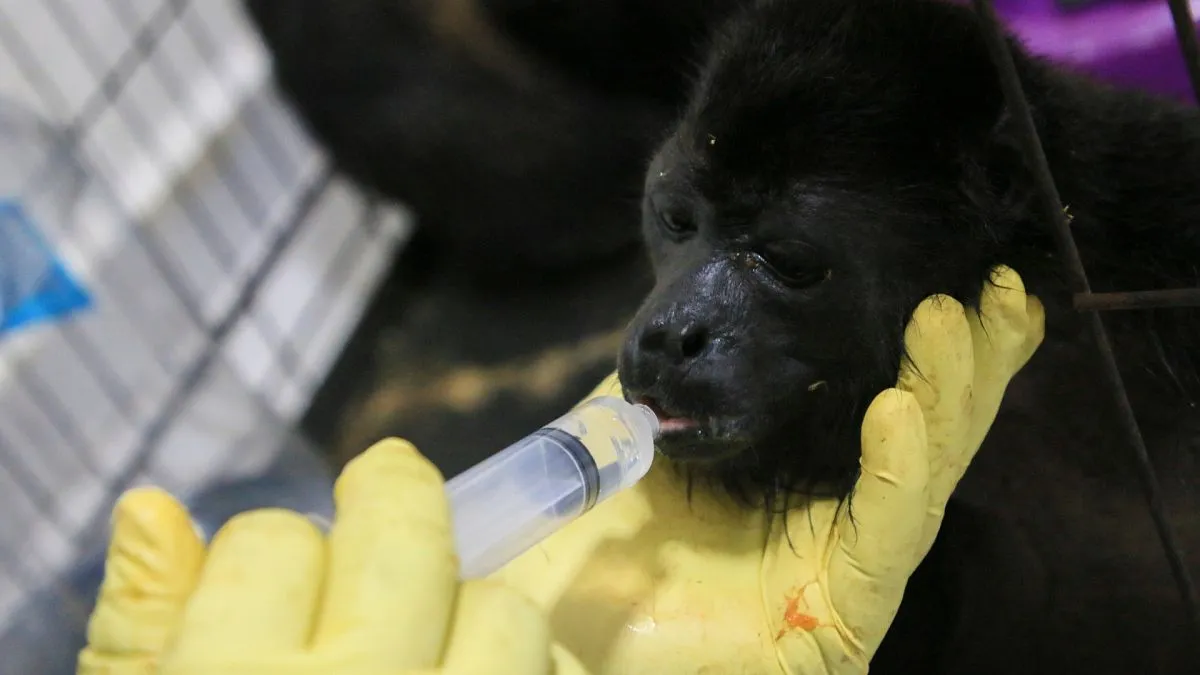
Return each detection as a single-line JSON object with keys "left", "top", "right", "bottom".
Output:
{"left": 926, "top": 15, "right": 1042, "bottom": 218}
{"left": 929, "top": 31, "right": 1011, "bottom": 142}
{"left": 913, "top": 0, "right": 1043, "bottom": 145}
{"left": 951, "top": 100, "right": 1042, "bottom": 249}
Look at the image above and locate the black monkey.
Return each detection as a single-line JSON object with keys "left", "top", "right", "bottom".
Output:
{"left": 245, "top": 0, "right": 1200, "bottom": 670}
{"left": 239, "top": 0, "right": 740, "bottom": 281}
{"left": 617, "top": 0, "right": 1200, "bottom": 673}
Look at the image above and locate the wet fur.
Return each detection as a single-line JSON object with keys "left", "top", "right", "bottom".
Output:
{"left": 618, "top": 0, "right": 1200, "bottom": 673}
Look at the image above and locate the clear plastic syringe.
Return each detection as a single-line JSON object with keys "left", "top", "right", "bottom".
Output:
{"left": 445, "top": 396, "right": 660, "bottom": 580}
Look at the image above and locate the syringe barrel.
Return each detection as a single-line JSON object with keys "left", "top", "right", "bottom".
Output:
{"left": 445, "top": 396, "right": 659, "bottom": 580}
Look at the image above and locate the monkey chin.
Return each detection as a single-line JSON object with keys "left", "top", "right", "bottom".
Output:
{"left": 652, "top": 417, "right": 756, "bottom": 465}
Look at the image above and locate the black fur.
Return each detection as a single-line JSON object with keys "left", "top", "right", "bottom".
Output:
{"left": 617, "top": 0, "right": 1200, "bottom": 673}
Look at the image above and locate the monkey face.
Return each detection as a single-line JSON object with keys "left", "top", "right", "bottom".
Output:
{"left": 618, "top": 146, "right": 954, "bottom": 499}
{"left": 618, "top": 0, "right": 1025, "bottom": 501}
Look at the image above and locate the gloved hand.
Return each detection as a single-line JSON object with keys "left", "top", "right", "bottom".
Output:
{"left": 77, "top": 265, "right": 1043, "bottom": 675}
{"left": 77, "top": 439, "right": 591, "bottom": 675}
{"left": 495, "top": 265, "right": 1045, "bottom": 675}
{"left": 761, "top": 265, "right": 1045, "bottom": 672}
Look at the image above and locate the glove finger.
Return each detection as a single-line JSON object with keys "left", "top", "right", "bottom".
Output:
{"left": 914, "top": 270, "right": 1046, "bottom": 558}
{"left": 964, "top": 268, "right": 1046, "bottom": 452}
{"left": 895, "top": 294, "right": 975, "bottom": 504}
{"left": 170, "top": 509, "right": 325, "bottom": 656}
{"left": 311, "top": 438, "right": 458, "bottom": 669}
{"left": 78, "top": 487, "right": 205, "bottom": 675}
{"left": 827, "top": 389, "right": 929, "bottom": 643}
{"left": 1021, "top": 295, "right": 1047, "bottom": 365}
{"left": 442, "top": 580, "right": 553, "bottom": 675}
{"left": 976, "top": 267, "right": 1040, "bottom": 370}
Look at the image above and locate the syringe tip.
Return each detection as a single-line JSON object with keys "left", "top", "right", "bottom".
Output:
{"left": 632, "top": 402, "right": 662, "bottom": 439}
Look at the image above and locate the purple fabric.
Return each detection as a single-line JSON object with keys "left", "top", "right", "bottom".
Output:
{"left": 987, "top": 0, "right": 1200, "bottom": 102}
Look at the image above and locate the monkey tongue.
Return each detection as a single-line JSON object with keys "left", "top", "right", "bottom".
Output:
{"left": 637, "top": 397, "right": 701, "bottom": 433}
{"left": 658, "top": 417, "right": 702, "bottom": 433}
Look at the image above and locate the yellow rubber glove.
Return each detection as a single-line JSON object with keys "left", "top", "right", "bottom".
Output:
{"left": 77, "top": 439, "right": 591, "bottom": 675}
{"left": 494, "top": 266, "right": 1045, "bottom": 675}
{"left": 763, "top": 265, "right": 1045, "bottom": 672}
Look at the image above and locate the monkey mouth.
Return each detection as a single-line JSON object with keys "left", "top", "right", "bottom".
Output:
{"left": 634, "top": 396, "right": 748, "bottom": 463}
{"left": 635, "top": 396, "right": 702, "bottom": 434}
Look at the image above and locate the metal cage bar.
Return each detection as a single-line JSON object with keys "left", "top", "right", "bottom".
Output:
{"left": 970, "top": 0, "right": 1200, "bottom": 648}
{"left": 1074, "top": 288, "right": 1200, "bottom": 311}
{"left": 1167, "top": 0, "right": 1200, "bottom": 103}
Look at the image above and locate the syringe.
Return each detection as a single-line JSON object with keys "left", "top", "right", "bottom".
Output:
{"left": 445, "top": 396, "right": 660, "bottom": 579}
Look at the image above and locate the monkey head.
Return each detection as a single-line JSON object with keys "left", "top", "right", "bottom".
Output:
{"left": 618, "top": 0, "right": 1044, "bottom": 505}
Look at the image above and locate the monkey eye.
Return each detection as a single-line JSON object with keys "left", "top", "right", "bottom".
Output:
{"left": 649, "top": 194, "right": 697, "bottom": 241}
{"left": 663, "top": 211, "right": 697, "bottom": 238}
{"left": 753, "top": 242, "right": 831, "bottom": 289}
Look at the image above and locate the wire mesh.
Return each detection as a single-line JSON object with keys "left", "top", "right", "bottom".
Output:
{"left": 0, "top": 0, "right": 410, "bottom": 672}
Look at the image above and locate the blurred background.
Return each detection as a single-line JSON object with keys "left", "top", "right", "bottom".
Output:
{"left": 0, "top": 0, "right": 1195, "bottom": 672}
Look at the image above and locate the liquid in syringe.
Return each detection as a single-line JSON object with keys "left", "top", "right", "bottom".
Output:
{"left": 444, "top": 396, "right": 660, "bottom": 579}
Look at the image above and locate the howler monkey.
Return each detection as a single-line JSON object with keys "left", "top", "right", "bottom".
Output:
{"left": 246, "top": 0, "right": 1200, "bottom": 672}
{"left": 617, "top": 1, "right": 1200, "bottom": 673}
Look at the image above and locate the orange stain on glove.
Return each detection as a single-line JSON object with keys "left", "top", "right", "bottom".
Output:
{"left": 776, "top": 582, "right": 822, "bottom": 640}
